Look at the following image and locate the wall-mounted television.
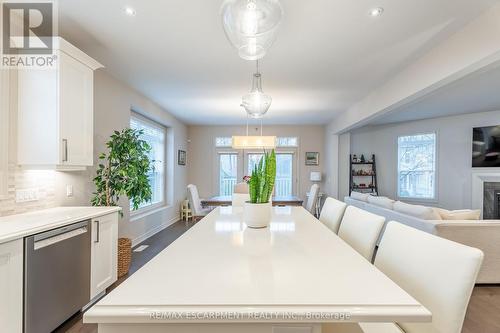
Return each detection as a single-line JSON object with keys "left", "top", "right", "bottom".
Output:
{"left": 472, "top": 125, "right": 500, "bottom": 167}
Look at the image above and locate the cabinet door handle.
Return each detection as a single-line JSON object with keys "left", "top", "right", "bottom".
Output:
{"left": 95, "top": 220, "right": 100, "bottom": 243}
{"left": 62, "top": 139, "right": 68, "bottom": 162}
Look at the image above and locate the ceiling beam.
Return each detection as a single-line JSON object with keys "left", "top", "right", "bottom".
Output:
{"left": 329, "top": 3, "right": 500, "bottom": 134}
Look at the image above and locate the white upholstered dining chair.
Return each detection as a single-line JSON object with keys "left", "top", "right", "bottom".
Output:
{"left": 186, "top": 184, "right": 211, "bottom": 220}
{"left": 305, "top": 184, "right": 320, "bottom": 215}
{"left": 233, "top": 183, "right": 249, "bottom": 194}
{"left": 337, "top": 206, "right": 385, "bottom": 261}
{"left": 232, "top": 183, "right": 250, "bottom": 207}
{"left": 319, "top": 197, "right": 347, "bottom": 234}
{"left": 325, "top": 221, "right": 484, "bottom": 333}
{"left": 232, "top": 193, "right": 250, "bottom": 207}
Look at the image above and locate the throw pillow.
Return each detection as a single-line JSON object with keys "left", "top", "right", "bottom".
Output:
{"left": 436, "top": 208, "right": 481, "bottom": 220}
{"left": 393, "top": 201, "right": 442, "bottom": 220}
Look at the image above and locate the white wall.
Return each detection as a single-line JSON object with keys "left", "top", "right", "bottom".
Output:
{"left": 338, "top": 133, "right": 351, "bottom": 200}
{"left": 187, "top": 125, "right": 325, "bottom": 200}
{"left": 350, "top": 110, "right": 500, "bottom": 209}
{"left": 322, "top": 123, "right": 338, "bottom": 199}
{"left": 323, "top": 123, "right": 351, "bottom": 201}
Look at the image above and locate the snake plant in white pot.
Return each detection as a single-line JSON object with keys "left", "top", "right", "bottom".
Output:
{"left": 244, "top": 150, "right": 276, "bottom": 228}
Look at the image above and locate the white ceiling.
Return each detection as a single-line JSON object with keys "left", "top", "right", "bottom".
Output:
{"left": 370, "top": 63, "right": 500, "bottom": 125}
{"left": 58, "top": 0, "right": 498, "bottom": 125}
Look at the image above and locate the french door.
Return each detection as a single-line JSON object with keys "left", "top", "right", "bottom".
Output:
{"left": 218, "top": 152, "right": 240, "bottom": 196}
{"left": 244, "top": 151, "right": 297, "bottom": 197}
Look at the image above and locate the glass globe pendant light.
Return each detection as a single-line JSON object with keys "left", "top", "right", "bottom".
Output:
{"left": 241, "top": 61, "right": 272, "bottom": 119}
{"left": 221, "top": 0, "right": 284, "bottom": 60}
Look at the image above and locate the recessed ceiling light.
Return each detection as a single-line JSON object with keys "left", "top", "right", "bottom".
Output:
{"left": 369, "top": 7, "right": 384, "bottom": 17}
{"left": 124, "top": 6, "right": 136, "bottom": 16}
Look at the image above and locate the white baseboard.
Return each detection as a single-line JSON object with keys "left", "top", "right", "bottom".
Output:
{"left": 131, "top": 215, "right": 179, "bottom": 248}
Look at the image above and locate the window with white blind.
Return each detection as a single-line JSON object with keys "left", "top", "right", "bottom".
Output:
{"left": 130, "top": 114, "right": 166, "bottom": 212}
{"left": 397, "top": 133, "right": 437, "bottom": 200}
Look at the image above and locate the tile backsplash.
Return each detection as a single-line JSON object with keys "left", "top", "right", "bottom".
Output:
{"left": 0, "top": 163, "right": 57, "bottom": 216}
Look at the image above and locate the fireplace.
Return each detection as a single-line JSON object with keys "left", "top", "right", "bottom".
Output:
{"left": 483, "top": 182, "right": 500, "bottom": 219}
{"left": 471, "top": 172, "right": 500, "bottom": 218}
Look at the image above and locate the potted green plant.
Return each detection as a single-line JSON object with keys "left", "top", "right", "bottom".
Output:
{"left": 244, "top": 150, "right": 276, "bottom": 228}
{"left": 91, "top": 128, "right": 154, "bottom": 211}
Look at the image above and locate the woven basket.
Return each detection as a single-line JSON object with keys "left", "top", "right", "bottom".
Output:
{"left": 117, "top": 237, "right": 132, "bottom": 278}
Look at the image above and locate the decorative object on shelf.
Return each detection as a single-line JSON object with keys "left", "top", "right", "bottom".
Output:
{"left": 221, "top": 0, "right": 284, "bottom": 60}
{"left": 241, "top": 61, "right": 272, "bottom": 119}
{"left": 178, "top": 150, "right": 186, "bottom": 165}
{"left": 310, "top": 171, "right": 322, "bottom": 182}
{"left": 352, "top": 169, "right": 375, "bottom": 176}
{"left": 305, "top": 152, "right": 319, "bottom": 166}
{"left": 244, "top": 150, "right": 276, "bottom": 228}
{"left": 118, "top": 237, "right": 132, "bottom": 278}
{"left": 91, "top": 128, "right": 153, "bottom": 213}
{"left": 349, "top": 154, "right": 378, "bottom": 195}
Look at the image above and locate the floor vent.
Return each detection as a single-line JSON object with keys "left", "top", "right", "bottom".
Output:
{"left": 133, "top": 245, "right": 149, "bottom": 252}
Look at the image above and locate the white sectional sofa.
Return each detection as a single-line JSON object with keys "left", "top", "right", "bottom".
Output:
{"left": 345, "top": 194, "right": 500, "bottom": 284}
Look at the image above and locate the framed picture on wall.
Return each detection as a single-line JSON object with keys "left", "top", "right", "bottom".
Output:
{"left": 178, "top": 150, "right": 186, "bottom": 166}
{"left": 305, "top": 152, "right": 319, "bottom": 166}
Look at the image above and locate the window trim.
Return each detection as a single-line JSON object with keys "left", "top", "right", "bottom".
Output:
{"left": 396, "top": 132, "right": 438, "bottom": 203}
{"left": 215, "top": 136, "right": 233, "bottom": 148}
{"left": 276, "top": 137, "right": 299, "bottom": 148}
{"left": 129, "top": 112, "right": 168, "bottom": 216}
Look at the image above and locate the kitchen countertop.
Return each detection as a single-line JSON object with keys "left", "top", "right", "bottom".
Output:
{"left": 0, "top": 206, "right": 121, "bottom": 244}
{"left": 85, "top": 206, "right": 430, "bottom": 325}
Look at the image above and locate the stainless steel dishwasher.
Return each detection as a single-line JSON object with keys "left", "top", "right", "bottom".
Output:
{"left": 24, "top": 220, "right": 91, "bottom": 333}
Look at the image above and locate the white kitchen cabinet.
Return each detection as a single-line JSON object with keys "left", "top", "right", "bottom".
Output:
{"left": 0, "top": 239, "right": 23, "bottom": 333}
{"left": 0, "top": 69, "right": 9, "bottom": 197}
{"left": 91, "top": 212, "right": 119, "bottom": 299}
{"left": 17, "top": 37, "right": 102, "bottom": 170}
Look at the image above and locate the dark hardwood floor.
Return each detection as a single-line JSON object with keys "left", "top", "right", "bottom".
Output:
{"left": 55, "top": 219, "right": 500, "bottom": 333}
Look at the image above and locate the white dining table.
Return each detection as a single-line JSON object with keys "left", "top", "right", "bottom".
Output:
{"left": 84, "top": 206, "right": 431, "bottom": 333}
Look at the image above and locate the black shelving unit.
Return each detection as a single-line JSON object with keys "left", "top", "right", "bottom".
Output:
{"left": 349, "top": 154, "right": 378, "bottom": 195}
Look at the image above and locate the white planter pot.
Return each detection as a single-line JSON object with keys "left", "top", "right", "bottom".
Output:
{"left": 244, "top": 202, "right": 272, "bottom": 228}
